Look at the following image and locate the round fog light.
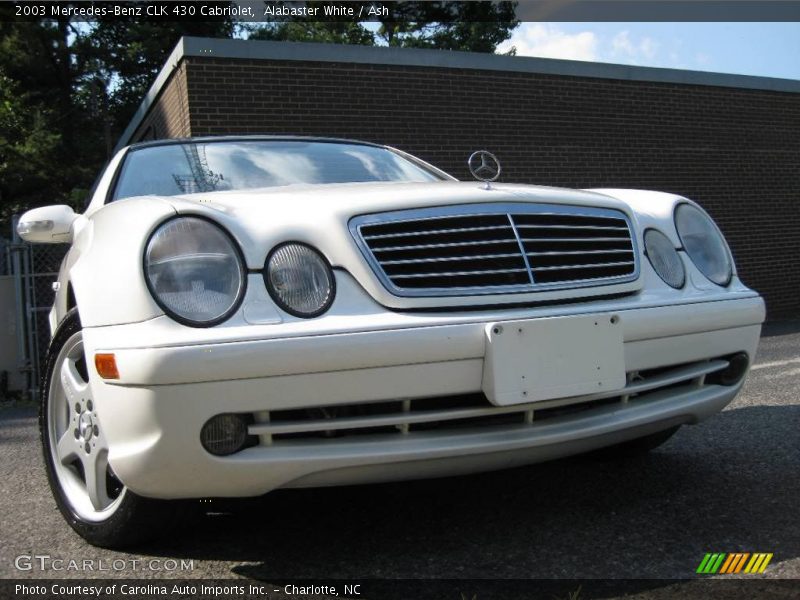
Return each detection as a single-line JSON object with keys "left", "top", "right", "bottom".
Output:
{"left": 644, "top": 228, "right": 685, "bottom": 289}
{"left": 201, "top": 414, "right": 248, "bottom": 456}
{"left": 265, "top": 243, "right": 335, "bottom": 318}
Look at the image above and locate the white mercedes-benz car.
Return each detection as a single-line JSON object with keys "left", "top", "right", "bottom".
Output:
{"left": 19, "top": 137, "right": 764, "bottom": 548}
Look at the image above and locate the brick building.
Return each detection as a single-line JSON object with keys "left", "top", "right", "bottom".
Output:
{"left": 118, "top": 36, "right": 800, "bottom": 318}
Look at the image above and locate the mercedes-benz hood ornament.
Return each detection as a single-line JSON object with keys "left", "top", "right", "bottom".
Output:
{"left": 468, "top": 150, "right": 501, "bottom": 190}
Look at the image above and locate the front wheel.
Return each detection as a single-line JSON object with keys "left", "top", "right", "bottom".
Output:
{"left": 40, "top": 310, "right": 178, "bottom": 548}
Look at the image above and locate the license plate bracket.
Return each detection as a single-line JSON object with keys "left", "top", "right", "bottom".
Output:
{"left": 482, "top": 313, "right": 625, "bottom": 406}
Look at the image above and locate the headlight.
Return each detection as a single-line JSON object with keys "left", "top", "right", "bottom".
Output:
{"left": 265, "top": 243, "right": 334, "bottom": 317}
{"left": 644, "top": 229, "right": 685, "bottom": 289}
{"left": 674, "top": 203, "right": 732, "bottom": 286}
{"left": 145, "top": 217, "right": 245, "bottom": 326}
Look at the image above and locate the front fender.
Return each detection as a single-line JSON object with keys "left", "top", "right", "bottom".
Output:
{"left": 69, "top": 197, "right": 176, "bottom": 328}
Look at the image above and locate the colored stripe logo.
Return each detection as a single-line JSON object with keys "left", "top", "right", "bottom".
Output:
{"left": 697, "top": 553, "right": 773, "bottom": 574}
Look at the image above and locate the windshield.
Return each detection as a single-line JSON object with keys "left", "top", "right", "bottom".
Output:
{"left": 112, "top": 140, "right": 445, "bottom": 200}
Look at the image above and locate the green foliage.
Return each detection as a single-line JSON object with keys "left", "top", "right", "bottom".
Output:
{"left": 0, "top": 1, "right": 518, "bottom": 234}
{"left": 0, "top": 12, "right": 233, "bottom": 234}
{"left": 81, "top": 20, "right": 235, "bottom": 123}
{"left": 249, "top": 1, "right": 519, "bottom": 52}
{"left": 375, "top": 1, "right": 519, "bottom": 51}
{"left": 249, "top": 20, "right": 375, "bottom": 46}
{"left": 0, "top": 66, "right": 62, "bottom": 228}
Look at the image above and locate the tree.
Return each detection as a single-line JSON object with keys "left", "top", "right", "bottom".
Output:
{"left": 81, "top": 20, "right": 235, "bottom": 138}
{"left": 249, "top": 1, "right": 519, "bottom": 53}
{"left": 0, "top": 10, "right": 234, "bottom": 232}
{"left": 0, "top": 68, "right": 61, "bottom": 227}
{"left": 249, "top": 21, "right": 375, "bottom": 46}
{"left": 376, "top": 1, "right": 518, "bottom": 52}
{"left": 0, "top": 15, "right": 95, "bottom": 228}
{"left": 0, "top": 1, "right": 519, "bottom": 231}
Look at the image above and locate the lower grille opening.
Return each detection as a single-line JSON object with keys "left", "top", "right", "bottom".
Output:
{"left": 235, "top": 356, "right": 739, "bottom": 448}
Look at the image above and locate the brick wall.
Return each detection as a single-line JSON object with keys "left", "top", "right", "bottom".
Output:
{"left": 131, "top": 62, "right": 191, "bottom": 142}
{"left": 133, "top": 54, "right": 800, "bottom": 319}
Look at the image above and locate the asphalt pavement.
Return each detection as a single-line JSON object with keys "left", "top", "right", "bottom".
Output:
{"left": 1, "top": 323, "right": 798, "bottom": 595}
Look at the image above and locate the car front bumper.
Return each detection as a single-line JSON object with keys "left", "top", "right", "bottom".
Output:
{"left": 83, "top": 278, "right": 765, "bottom": 500}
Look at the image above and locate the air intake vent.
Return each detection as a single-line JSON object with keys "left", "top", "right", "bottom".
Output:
{"left": 351, "top": 203, "right": 638, "bottom": 297}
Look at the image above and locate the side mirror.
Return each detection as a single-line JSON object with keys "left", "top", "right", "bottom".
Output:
{"left": 17, "top": 205, "right": 78, "bottom": 244}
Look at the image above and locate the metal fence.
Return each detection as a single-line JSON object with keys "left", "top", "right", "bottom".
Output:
{"left": 6, "top": 217, "right": 68, "bottom": 399}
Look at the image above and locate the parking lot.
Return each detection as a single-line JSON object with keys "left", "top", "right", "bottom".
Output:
{"left": 1, "top": 323, "right": 798, "bottom": 593}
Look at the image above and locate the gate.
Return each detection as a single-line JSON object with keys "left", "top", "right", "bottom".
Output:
{"left": 8, "top": 217, "right": 69, "bottom": 399}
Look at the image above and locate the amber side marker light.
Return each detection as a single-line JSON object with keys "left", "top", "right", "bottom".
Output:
{"left": 95, "top": 353, "right": 120, "bottom": 380}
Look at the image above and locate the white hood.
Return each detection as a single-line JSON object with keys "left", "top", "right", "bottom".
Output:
{"left": 163, "top": 180, "right": 632, "bottom": 267}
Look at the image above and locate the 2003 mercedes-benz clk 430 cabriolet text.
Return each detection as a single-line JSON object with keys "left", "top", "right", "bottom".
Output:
{"left": 19, "top": 137, "right": 764, "bottom": 547}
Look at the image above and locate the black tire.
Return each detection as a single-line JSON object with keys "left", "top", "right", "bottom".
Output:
{"left": 588, "top": 426, "right": 681, "bottom": 461}
{"left": 40, "top": 309, "right": 181, "bottom": 548}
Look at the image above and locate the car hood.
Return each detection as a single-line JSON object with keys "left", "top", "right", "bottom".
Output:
{"left": 164, "top": 180, "right": 631, "bottom": 256}
{"left": 168, "top": 180, "right": 625, "bottom": 212}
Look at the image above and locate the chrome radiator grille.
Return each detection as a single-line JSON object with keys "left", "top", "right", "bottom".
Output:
{"left": 350, "top": 203, "right": 638, "bottom": 296}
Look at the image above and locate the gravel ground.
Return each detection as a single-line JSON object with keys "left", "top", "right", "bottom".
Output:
{"left": 1, "top": 324, "right": 798, "bottom": 594}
